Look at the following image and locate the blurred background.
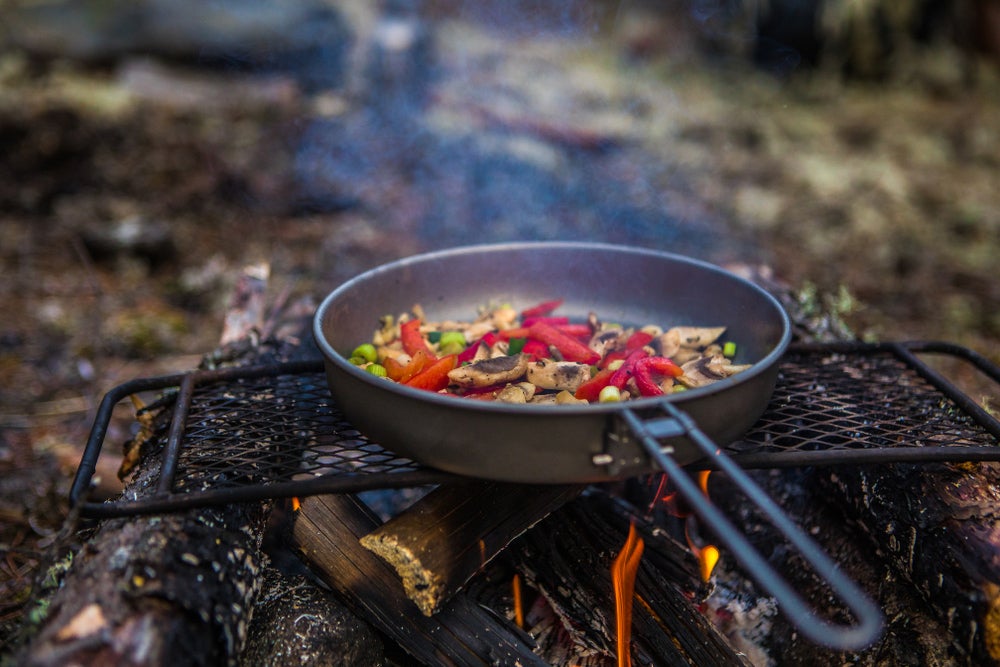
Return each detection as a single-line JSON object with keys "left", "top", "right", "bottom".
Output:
{"left": 1, "top": 0, "right": 998, "bottom": 649}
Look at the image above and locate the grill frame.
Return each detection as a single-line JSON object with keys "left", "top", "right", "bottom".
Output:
{"left": 70, "top": 341, "right": 1000, "bottom": 518}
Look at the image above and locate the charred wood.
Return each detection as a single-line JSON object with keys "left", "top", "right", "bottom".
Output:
{"left": 706, "top": 466, "right": 964, "bottom": 666}
{"left": 820, "top": 461, "right": 1000, "bottom": 665}
{"left": 290, "top": 493, "right": 548, "bottom": 667}
{"left": 506, "top": 489, "right": 751, "bottom": 666}
{"left": 360, "top": 481, "right": 584, "bottom": 615}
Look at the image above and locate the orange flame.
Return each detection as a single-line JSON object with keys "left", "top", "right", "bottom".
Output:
{"left": 651, "top": 471, "right": 720, "bottom": 582}
{"left": 611, "top": 520, "right": 645, "bottom": 667}
{"left": 291, "top": 496, "right": 300, "bottom": 512}
{"left": 512, "top": 573, "right": 524, "bottom": 629}
{"left": 689, "top": 470, "right": 720, "bottom": 581}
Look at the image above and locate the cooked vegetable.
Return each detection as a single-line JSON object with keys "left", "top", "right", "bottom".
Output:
{"left": 351, "top": 300, "right": 748, "bottom": 403}
{"left": 366, "top": 363, "right": 388, "bottom": 378}
{"left": 351, "top": 343, "right": 378, "bottom": 364}
{"left": 598, "top": 385, "right": 622, "bottom": 403}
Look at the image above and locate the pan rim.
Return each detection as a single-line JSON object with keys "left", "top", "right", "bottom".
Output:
{"left": 313, "top": 241, "right": 792, "bottom": 416}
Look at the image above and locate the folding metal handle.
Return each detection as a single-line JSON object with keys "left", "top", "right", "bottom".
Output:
{"left": 620, "top": 402, "right": 884, "bottom": 651}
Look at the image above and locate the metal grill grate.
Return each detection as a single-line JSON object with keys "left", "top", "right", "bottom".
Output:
{"left": 70, "top": 342, "right": 1000, "bottom": 517}
{"left": 175, "top": 370, "right": 421, "bottom": 492}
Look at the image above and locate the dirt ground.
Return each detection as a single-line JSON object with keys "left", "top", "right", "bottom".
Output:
{"left": 1, "top": 1, "right": 998, "bottom": 657}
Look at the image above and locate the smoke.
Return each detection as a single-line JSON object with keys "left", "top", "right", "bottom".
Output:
{"left": 291, "top": 1, "right": 750, "bottom": 261}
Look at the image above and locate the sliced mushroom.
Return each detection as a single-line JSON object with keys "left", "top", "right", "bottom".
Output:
{"left": 448, "top": 354, "right": 529, "bottom": 388}
{"left": 670, "top": 326, "right": 727, "bottom": 349}
{"left": 588, "top": 329, "right": 624, "bottom": 358}
{"left": 525, "top": 360, "right": 591, "bottom": 392}
{"left": 651, "top": 328, "right": 680, "bottom": 358}
{"left": 490, "top": 305, "right": 519, "bottom": 330}
{"left": 464, "top": 320, "right": 496, "bottom": 340}
{"left": 495, "top": 382, "right": 536, "bottom": 404}
{"left": 677, "top": 354, "right": 749, "bottom": 388}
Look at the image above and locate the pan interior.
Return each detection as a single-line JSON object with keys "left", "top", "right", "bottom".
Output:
{"left": 316, "top": 242, "right": 789, "bottom": 382}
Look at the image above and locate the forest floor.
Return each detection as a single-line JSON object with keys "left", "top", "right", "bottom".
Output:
{"left": 1, "top": 2, "right": 998, "bottom": 656}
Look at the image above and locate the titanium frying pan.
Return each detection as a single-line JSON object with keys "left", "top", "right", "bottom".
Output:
{"left": 314, "top": 242, "right": 789, "bottom": 483}
{"left": 313, "top": 241, "right": 883, "bottom": 650}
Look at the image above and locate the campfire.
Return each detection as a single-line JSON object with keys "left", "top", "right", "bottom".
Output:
{"left": 23, "top": 255, "right": 1000, "bottom": 667}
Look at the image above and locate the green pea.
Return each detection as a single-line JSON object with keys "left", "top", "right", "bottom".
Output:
{"left": 723, "top": 341, "right": 737, "bottom": 358}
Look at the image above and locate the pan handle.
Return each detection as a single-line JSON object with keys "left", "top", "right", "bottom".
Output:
{"left": 619, "top": 402, "right": 884, "bottom": 651}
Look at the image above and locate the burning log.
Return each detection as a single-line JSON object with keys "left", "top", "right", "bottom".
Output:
{"left": 704, "top": 454, "right": 978, "bottom": 665}
{"left": 821, "top": 461, "right": 1000, "bottom": 664}
{"left": 290, "top": 492, "right": 549, "bottom": 666}
{"left": 505, "top": 489, "right": 752, "bottom": 666}
{"left": 359, "top": 481, "right": 584, "bottom": 615}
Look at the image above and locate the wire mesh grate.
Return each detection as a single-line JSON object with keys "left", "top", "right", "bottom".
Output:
{"left": 71, "top": 342, "right": 1000, "bottom": 516}
{"left": 174, "top": 370, "right": 423, "bottom": 493}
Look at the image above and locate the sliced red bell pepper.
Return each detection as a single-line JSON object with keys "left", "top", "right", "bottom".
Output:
{"left": 632, "top": 362, "right": 665, "bottom": 397}
{"left": 600, "top": 349, "right": 629, "bottom": 369}
{"left": 639, "top": 356, "right": 683, "bottom": 378}
{"left": 400, "top": 319, "right": 434, "bottom": 358}
{"left": 498, "top": 327, "right": 531, "bottom": 340}
{"left": 500, "top": 322, "right": 590, "bottom": 341}
{"left": 522, "top": 316, "right": 570, "bottom": 328}
{"left": 574, "top": 367, "right": 616, "bottom": 401}
{"left": 457, "top": 331, "right": 500, "bottom": 364}
{"left": 405, "top": 354, "right": 458, "bottom": 391}
{"left": 520, "top": 339, "right": 550, "bottom": 361}
{"left": 609, "top": 348, "right": 648, "bottom": 389}
{"left": 392, "top": 348, "right": 435, "bottom": 383}
{"left": 383, "top": 356, "right": 408, "bottom": 381}
{"left": 527, "top": 322, "right": 600, "bottom": 364}
{"left": 556, "top": 323, "right": 593, "bottom": 339}
{"left": 632, "top": 356, "right": 684, "bottom": 397}
{"left": 625, "top": 330, "right": 655, "bottom": 350}
{"left": 520, "top": 299, "right": 563, "bottom": 319}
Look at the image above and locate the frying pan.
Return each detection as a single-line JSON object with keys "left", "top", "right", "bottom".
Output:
{"left": 313, "top": 241, "right": 883, "bottom": 649}
{"left": 314, "top": 242, "right": 789, "bottom": 482}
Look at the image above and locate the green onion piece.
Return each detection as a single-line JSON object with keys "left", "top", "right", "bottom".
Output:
{"left": 351, "top": 343, "right": 377, "bottom": 364}
{"left": 439, "top": 331, "right": 466, "bottom": 349}
{"left": 366, "top": 364, "right": 387, "bottom": 378}
{"left": 672, "top": 385, "right": 688, "bottom": 393}
{"left": 507, "top": 337, "right": 527, "bottom": 355}
{"left": 723, "top": 341, "right": 737, "bottom": 358}
{"left": 348, "top": 356, "right": 366, "bottom": 366}
{"left": 607, "top": 359, "right": 625, "bottom": 371}
{"left": 427, "top": 331, "right": 442, "bottom": 344}
{"left": 598, "top": 386, "right": 622, "bottom": 403}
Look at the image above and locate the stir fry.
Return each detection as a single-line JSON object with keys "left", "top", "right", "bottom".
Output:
{"left": 347, "top": 299, "right": 750, "bottom": 404}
